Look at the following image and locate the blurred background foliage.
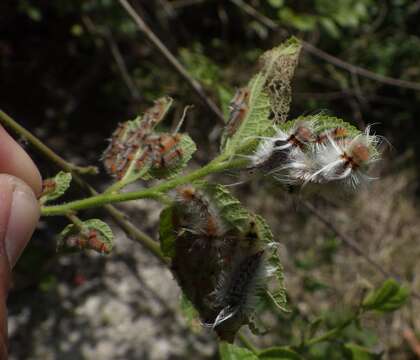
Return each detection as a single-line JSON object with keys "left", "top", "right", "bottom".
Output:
{"left": 2, "top": 0, "right": 420, "bottom": 359}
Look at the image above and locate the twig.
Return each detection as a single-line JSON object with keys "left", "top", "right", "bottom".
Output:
{"left": 170, "top": 0, "right": 209, "bottom": 9}
{"left": 65, "top": 213, "right": 85, "bottom": 231}
{"left": 230, "top": 0, "right": 420, "bottom": 92}
{"left": 237, "top": 331, "right": 259, "bottom": 354}
{"left": 230, "top": 0, "right": 279, "bottom": 30}
{"left": 118, "top": 0, "right": 225, "bottom": 123}
{"left": 403, "top": 328, "right": 420, "bottom": 357}
{"left": 82, "top": 17, "right": 141, "bottom": 101}
{"left": 302, "top": 42, "right": 420, "bottom": 92}
{"left": 300, "top": 200, "right": 420, "bottom": 300}
{"left": 303, "top": 314, "right": 357, "bottom": 347}
{"left": 0, "top": 109, "right": 166, "bottom": 263}
{"left": 0, "top": 110, "right": 98, "bottom": 175}
{"left": 41, "top": 156, "right": 247, "bottom": 215}
{"left": 105, "top": 31, "right": 142, "bottom": 100}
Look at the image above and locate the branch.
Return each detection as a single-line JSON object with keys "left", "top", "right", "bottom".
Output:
{"left": 41, "top": 156, "right": 247, "bottom": 216}
{"left": 170, "top": 0, "right": 210, "bottom": 9}
{"left": 82, "top": 17, "right": 141, "bottom": 101}
{"left": 304, "top": 314, "right": 357, "bottom": 347}
{"left": 106, "top": 32, "right": 141, "bottom": 100}
{"left": 302, "top": 42, "right": 420, "bottom": 92}
{"left": 237, "top": 331, "right": 259, "bottom": 354}
{"left": 0, "top": 109, "right": 166, "bottom": 263}
{"left": 230, "top": 0, "right": 420, "bottom": 92}
{"left": 403, "top": 328, "right": 420, "bottom": 357}
{"left": 118, "top": 0, "right": 225, "bottom": 122}
{"left": 0, "top": 110, "right": 98, "bottom": 175}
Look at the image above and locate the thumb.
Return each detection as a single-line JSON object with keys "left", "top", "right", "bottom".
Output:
{"left": 0, "top": 174, "right": 40, "bottom": 358}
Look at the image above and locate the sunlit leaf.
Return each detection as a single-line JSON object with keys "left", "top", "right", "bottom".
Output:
{"left": 221, "top": 37, "right": 302, "bottom": 154}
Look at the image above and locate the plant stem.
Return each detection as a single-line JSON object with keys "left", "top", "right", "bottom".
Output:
{"left": 41, "top": 157, "right": 247, "bottom": 216}
{"left": 0, "top": 110, "right": 99, "bottom": 175}
{"left": 65, "top": 213, "right": 85, "bottom": 231}
{"left": 304, "top": 315, "right": 357, "bottom": 347}
{"left": 104, "top": 178, "right": 131, "bottom": 194}
{"left": 237, "top": 331, "right": 259, "bottom": 354}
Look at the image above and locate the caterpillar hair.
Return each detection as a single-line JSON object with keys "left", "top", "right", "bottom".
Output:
{"left": 269, "top": 147, "right": 320, "bottom": 185}
{"left": 307, "top": 125, "right": 381, "bottom": 189}
{"left": 209, "top": 250, "right": 267, "bottom": 329}
{"left": 271, "top": 120, "right": 316, "bottom": 151}
{"left": 145, "top": 134, "right": 183, "bottom": 169}
{"left": 175, "top": 186, "right": 227, "bottom": 238}
{"left": 315, "top": 126, "right": 349, "bottom": 150}
{"left": 246, "top": 120, "right": 317, "bottom": 170}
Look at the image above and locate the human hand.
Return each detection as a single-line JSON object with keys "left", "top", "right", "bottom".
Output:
{"left": 0, "top": 124, "right": 42, "bottom": 359}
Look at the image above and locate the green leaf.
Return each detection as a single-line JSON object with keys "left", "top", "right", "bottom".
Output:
{"left": 147, "top": 133, "right": 197, "bottom": 180}
{"left": 284, "top": 114, "right": 360, "bottom": 137}
{"left": 159, "top": 206, "right": 176, "bottom": 258}
{"left": 202, "top": 183, "right": 250, "bottom": 233}
{"left": 261, "top": 35, "right": 302, "bottom": 118}
{"left": 221, "top": 37, "right": 302, "bottom": 154}
{"left": 40, "top": 171, "right": 72, "bottom": 204}
{"left": 268, "top": 0, "right": 284, "bottom": 8}
{"left": 362, "top": 279, "right": 409, "bottom": 313}
{"left": 258, "top": 347, "right": 303, "bottom": 360}
{"left": 106, "top": 97, "right": 173, "bottom": 183}
{"left": 58, "top": 219, "right": 114, "bottom": 254}
{"left": 103, "top": 97, "right": 196, "bottom": 186}
{"left": 344, "top": 343, "right": 382, "bottom": 360}
{"left": 254, "top": 215, "right": 288, "bottom": 312}
{"left": 219, "top": 342, "right": 258, "bottom": 360}
{"left": 179, "top": 45, "right": 223, "bottom": 87}
{"left": 319, "top": 17, "right": 341, "bottom": 38}
{"left": 278, "top": 8, "right": 317, "bottom": 32}
{"left": 221, "top": 75, "right": 271, "bottom": 153}
{"left": 179, "top": 294, "right": 203, "bottom": 333}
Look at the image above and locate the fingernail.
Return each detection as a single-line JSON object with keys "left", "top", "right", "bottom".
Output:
{"left": 4, "top": 177, "right": 40, "bottom": 267}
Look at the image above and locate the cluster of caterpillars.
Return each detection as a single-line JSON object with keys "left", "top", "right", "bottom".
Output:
{"left": 247, "top": 119, "right": 381, "bottom": 189}
{"left": 169, "top": 184, "right": 271, "bottom": 341}
{"left": 102, "top": 97, "right": 184, "bottom": 179}
{"left": 221, "top": 85, "right": 380, "bottom": 189}
{"left": 60, "top": 228, "right": 111, "bottom": 254}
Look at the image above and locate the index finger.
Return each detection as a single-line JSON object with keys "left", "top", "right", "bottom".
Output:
{"left": 0, "top": 124, "right": 42, "bottom": 196}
